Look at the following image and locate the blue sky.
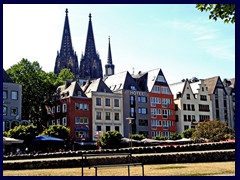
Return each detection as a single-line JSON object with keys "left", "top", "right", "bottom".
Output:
{"left": 3, "top": 4, "right": 235, "bottom": 84}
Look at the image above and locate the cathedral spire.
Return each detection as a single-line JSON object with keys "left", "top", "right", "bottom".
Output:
{"left": 79, "top": 13, "right": 103, "bottom": 80}
{"left": 107, "top": 36, "right": 112, "bottom": 64}
{"left": 54, "top": 8, "right": 79, "bottom": 79}
{"left": 84, "top": 13, "right": 96, "bottom": 59}
{"left": 105, "top": 36, "right": 115, "bottom": 77}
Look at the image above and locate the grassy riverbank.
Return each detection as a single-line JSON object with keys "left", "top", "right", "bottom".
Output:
{"left": 3, "top": 161, "right": 235, "bottom": 176}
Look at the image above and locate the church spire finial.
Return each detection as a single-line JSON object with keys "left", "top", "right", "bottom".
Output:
{"left": 89, "top": 13, "right": 92, "bottom": 20}
{"left": 65, "top": 8, "right": 68, "bottom": 15}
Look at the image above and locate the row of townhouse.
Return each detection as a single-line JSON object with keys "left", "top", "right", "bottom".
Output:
{"left": 46, "top": 68, "right": 176, "bottom": 142}
{"left": 169, "top": 76, "right": 235, "bottom": 134}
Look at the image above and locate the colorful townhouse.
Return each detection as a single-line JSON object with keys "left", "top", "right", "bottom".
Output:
{"left": 169, "top": 79, "right": 213, "bottom": 134}
{"left": 83, "top": 78, "right": 123, "bottom": 141}
{"left": 133, "top": 68, "right": 176, "bottom": 138}
{"left": 46, "top": 80, "right": 92, "bottom": 142}
{"left": 103, "top": 71, "right": 150, "bottom": 138}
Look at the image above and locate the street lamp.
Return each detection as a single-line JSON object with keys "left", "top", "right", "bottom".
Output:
{"left": 126, "top": 117, "right": 134, "bottom": 147}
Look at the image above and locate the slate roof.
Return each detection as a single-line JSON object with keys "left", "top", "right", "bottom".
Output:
{"left": 203, "top": 76, "right": 219, "bottom": 94}
{"left": 169, "top": 81, "right": 186, "bottom": 99}
{"left": 3, "top": 69, "right": 13, "bottom": 83}
{"left": 103, "top": 71, "right": 141, "bottom": 92}
{"left": 84, "top": 78, "right": 112, "bottom": 94}
{"left": 57, "top": 81, "right": 87, "bottom": 98}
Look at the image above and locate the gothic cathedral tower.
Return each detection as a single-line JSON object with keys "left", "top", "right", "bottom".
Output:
{"left": 105, "top": 36, "right": 115, "bottom": 77}
{"left": 79, "top": 14, "right": 103, "bottom": 80}
{"left": 54, "top": 9, "right": 79, "bottom": 79}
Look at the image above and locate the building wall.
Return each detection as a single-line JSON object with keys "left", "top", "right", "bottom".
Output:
{"left": 90, "top": 92, "right": 123, "bottom": 141}
{"left": 3, "top": 82, "right": 22, "bottom": 131}
{"left": 122, "top": 90, "right": 150, "bottom": 138}
{"left": 48, "top": 97, "right": 92, "bottom": 142}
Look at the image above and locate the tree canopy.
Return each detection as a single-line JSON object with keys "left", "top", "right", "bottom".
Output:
{"left": 196, "top": 4, "right": 235, "bottom": 23}
{"left": 100, "top": 131, "right": 123, "bottom": 149}
{"left": 6, "top": 59, "right": 75, "bottom": 129}
{"left": 41, "top": 125, "right": 70, "bottom": 141}
{"left": 192, "top": 120, "right": 235, "bottom": 142}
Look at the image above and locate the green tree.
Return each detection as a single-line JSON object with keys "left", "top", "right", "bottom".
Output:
{"left": 41, "top": 125, "right": 70, "bottom": 141}
{"left": 6, "top": 59, "right": 50, "bottom": 123}
{"left": 100, "top": 131, "right": 123, "bottom": 149}
{"left": 182, "top": 128, "right": 196, "bottom": 138}
{"left": 56, "top": 68, "right": 74, "bottom": 86}
{"left": 130, "top": 134, "right": 146, "bottom": 140}
{"left": 196, "top": 4, "right": 235, "bottom": 23}
{"left": 6, "top": 60, "right": 75, "bottom": 130}
{"left": 192, "top": 120, "right": 235, "bottom": 142}
{"left": 6, "top": 124, "right": 39, "bottom": 142}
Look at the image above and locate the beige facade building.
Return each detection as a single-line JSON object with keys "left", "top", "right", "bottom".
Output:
{"left": 170, "top": 79, "right": 212, "bottom": 134}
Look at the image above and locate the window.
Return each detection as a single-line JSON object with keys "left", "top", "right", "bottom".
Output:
{"left": 57, "top": 119, "right": 61, "bottom": 125}
{"left": 75, "top": 117, "right": 80, "bottom": 124}
{"left": 62, "top": 117, "right": 67, "bottom": 126}
{"left": 183, "top": 104, "right": 186, "bottom": 110}
{"left": 62, "top": 104, "right": 67, "bottom": 112}
{"left": 3, "top": 90, "right": 8, "bottom": 99}
{"left": 96, "top": 98, "right": 101, "bottom": 106}
{"left": 138, "top": 108, "right": 147, "bottom": 114}
{"left": 114, "top": 99, "right": 119, "bottom": 107}
{"left": 52, "top": 120, "right": 56, "bottom": 125}
{"left": 57, "top": 105, "right": 60, "bottom": 113}
{"left": 200, "top": 95, "right": 207, "bottom": 101}
{"left": 96, "top": 112, "right": 102, "bottom": 120}
{"left": 106, "top": 126, "right": 111, "bottom": 132}
{"left": 184, "top": 115, "right": 187, "bottom": 121}
{"left": 162, "top": 87, "right": 171, "bottom": 94}
{"left": 114, "top": 113, "right": 120, "bottom": 121}
{"left": 105, "top": 112, "right": 111, "bottom": 120}
{"left": 156, "top": 75, "right": 166, "bottom": 82}
{"left": 3, "top": 107, "right": 7, "bottom": 116}
{"left": 115, "top": 126, "right": 119, "bottom": 132}
{"left": 184, "top": 125, "right": 189, "bottom": 131}
{"left": 96, "top": 126, "right": 102, "bottom": 131}
{"left": 52, "top": 106, "right": 55, "bottom": 113}
{"left": 187, "top": 104, "right": 191, "bottom": 110}
{"left": 186, "top": 94, "right": 190, "bottom": 100}
{"left": 191, "top": 104, "right": 195, "bottom": 111}
{"left": 199, "top": 104, "right": 210, "bottom": 112}
{"left": 130, "top": 96, "right": 135, "bottom": 105}
{"left": 138, "top": 96, "right": 147, "bottom": 103}
{"left": 11, "top": 91, "right": 18, "bottom": 100}
{"left": 139, "top": 119, "right": 148, "bottom": 126}
{"left": 11, "top": 107, "right": 18, "bottom": 116}
{"left": 105, "top": 98, "right": 110, "bottom": 106}
{"left": 188, "top": 115, "right": 191, "bottom": 122}
{"left": 75, "top": 103, "right": 88, "bottom": 110}
{"left": 130, "top": 107, "right": 135, "bottom": 117}
{"left": 152, "top": 86, "right": 160, "bottom": 93}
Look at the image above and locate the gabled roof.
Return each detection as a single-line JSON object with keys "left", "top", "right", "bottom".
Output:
{"left": 169, "top": 81, "right": 186, "bottom": 99}
{"left": 189, "top": 81, "right": 201, "bottom": 94}
{"left": 84, "top": 78, "right": 112, "bottom": 94}
{"left": 146, "top": 68, "right": 162, "bottom": 92}
{"left": 3, "top": 69, "right": 13, "bottom": 83}
{"left": 57, "top": 81, "right": 87, "bottom": 98}
{"left": 133, "top": 68, "right": 169, "bottom": 92}
{"left": 103, "top": 71, "right": 141, "bottom": 92}
{"left": 203, "top": 76, "right": 220, "bottom": 94}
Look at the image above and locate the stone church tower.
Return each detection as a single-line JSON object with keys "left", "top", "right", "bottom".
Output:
{"left": 54, "top": 9, "right": 79, "bottom": 79}
{"left": 79, "top": 14, "right": 103, "bottom": 80}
